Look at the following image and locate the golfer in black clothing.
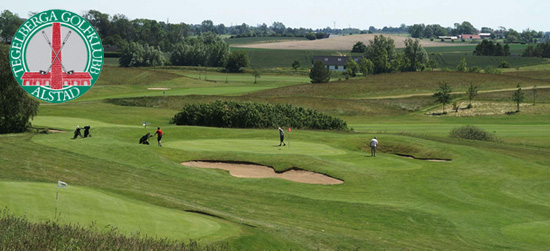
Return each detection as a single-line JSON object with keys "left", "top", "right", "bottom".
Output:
{"left": 83, "top": 125, "right": 91, "bottom": 138}
{"left": 72, "top": 126, "right": 83, "bottom": 139}
{"left": 278, "top": 127, "right": 286, "bottom": 146}
{"left": 139, "top": 132, "right": 151, "bottom": 145}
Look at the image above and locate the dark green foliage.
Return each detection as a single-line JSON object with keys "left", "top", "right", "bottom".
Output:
{"left": 119, "top": 42, "right": 166, "bottom": 67}
{"left": 0, "top": 46, "right": 39, "bottom": 134}
{"left": 364, "top": 35, "right": 398, "bottom": 74}
{"left": 433, "top": 82, "right": 452, "bottom": 113}
{"left": 456, "top": 58, "right": 467, "bottom": 72}
{"left": 359, "top": 57, "right": 374, "bottom": 76}
{"left": 0, "top": 10, "right": 23, "bottom": 43}
{"left": 484, "top": 66, "right": 501, "bottom": 74}
{"left": 170, "top": 100, "right": 348, "bottom": 130}
{"left": 499, "top": 60, "right": 511, "bottom": 68}
{"left": 305, "top": 33, "right": 316, "bottom": 40}
{"left": 449, "top": 125, "right": 496, "bottom": 141}
{"left": 474, "top": 40, "right": 510, "bottom": 56}
{"left": 291, "top": 60, "right": 300, "bottom": 70}
{"left": 0, "top": 210, "right": 226, "bottom": 251}
{"left": 522, "top": 41, "right": 550, "bottom": 58}
{"left": 309, "top": 61, "right": 331, "bottom": 83}
{"left": 225, "top": 51, "right": 250, "bottom": 72}
{"left": 344, "top": 56, "right": 359, "bottom": 77}
{"left": 351, "top": 41, "right": 367, "bottom": 53}
{"left": 170, "top": 32, "right": 229, "bottom": 67}
{"left": 403, "top": 38, "right": 429, "bottom": 71}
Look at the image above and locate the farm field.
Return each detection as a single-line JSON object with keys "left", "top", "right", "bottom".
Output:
{"left": 1, "top": 60, "right": 550, "bottom": 250}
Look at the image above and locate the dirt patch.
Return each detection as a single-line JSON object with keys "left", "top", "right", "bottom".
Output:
{"left": 48, "top": 129, "right": 67, "bottom": 133}
{"left": 147, "top": 88, "right": 171, "bottom": 90}
{"left": 396, "top": 154, "right": 451, "bottom": 162}
{"left": 182, "top": 161, "right": 343, "bottom": 185}
{"left": 233, "top": 34, "right": 471, "bottom": 50}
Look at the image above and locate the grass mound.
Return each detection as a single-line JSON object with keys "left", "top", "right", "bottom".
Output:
{"left": 0, "top": 209, "right": 227, "bottom": 251}
{"left": 170, "top": 100, "right": 348, "bottom": 130}
{"left": 449, "top": 125, "right": 497, "bottom": 141}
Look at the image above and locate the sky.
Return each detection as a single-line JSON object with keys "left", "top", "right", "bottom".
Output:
{"left": 4, "top": 0, "right": 549, "bottom": 31}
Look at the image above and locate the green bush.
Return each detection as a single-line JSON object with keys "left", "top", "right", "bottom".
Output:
{"left": 449, "top": 125, "right": 496, "bottom": 141}
{"left": 170, "top": 100, "right": 348, "bottom": 130}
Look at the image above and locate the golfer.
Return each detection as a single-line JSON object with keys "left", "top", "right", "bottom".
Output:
{"left": 370, "top": 136, "right": 378, "bottom": 157}
{"left": 278, "top": 127, "right": 286, "bottom": 146}
{"left": 83, "top": 125, "right": 91, "bottom": 138}
{"left": 72, "top": 125, "right": 83, "bottom": 139}
{"left": 139, "top": 132, "right": 151, "bottom": 145}
{"left": 153, "top": 127, "right": 163, "bottom": 147}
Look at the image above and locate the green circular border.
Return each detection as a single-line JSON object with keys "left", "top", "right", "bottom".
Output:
{"left": 9, "top": 9, "right": 103, "bottom": 103}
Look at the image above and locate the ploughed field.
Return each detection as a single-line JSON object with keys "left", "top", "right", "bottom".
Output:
{"left": 1, "top": 64, "right": 550, "bottom": 250}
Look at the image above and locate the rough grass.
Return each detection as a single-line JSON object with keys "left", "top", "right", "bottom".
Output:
{"left": 0, "top": 209, "right": 227, "bottom": 250}
{"left": 449, "top": 125, "right": 497, "bottom": 141}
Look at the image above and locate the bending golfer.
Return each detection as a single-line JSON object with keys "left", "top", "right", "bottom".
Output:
{"left": 278, "top": 127, "right": 286, "bottom": 146}
{"left": 370, "top": 136, "right": 378, "bottom": 157}
{"left": 153, "top": 127, "right": 163, "bottom": 147}
{"left": 139, "top": 132, "right": 151, "bottom": 145}
{"left": 72, "top": 125, "right": 83, "bottom": 139}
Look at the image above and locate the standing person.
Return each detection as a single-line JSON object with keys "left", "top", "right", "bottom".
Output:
{"left": 278, "top": 127, "right": 286, "bottom": 146}
{"left": 370, "top": 136, "right": 378, "bottom": 157}
{"left": 72, "top": 125, "right": 83, "bottom": 139}
{"left": 153, "top": 127, "right": 163, "bottom": 147}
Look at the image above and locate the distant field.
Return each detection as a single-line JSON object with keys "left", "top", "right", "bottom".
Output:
{"left": 232, "top": 47, "right": 351, "bottom": 69}
{"left": 232, "top": 34, "right": 471, "bottom": 50}
{"left": 225, "top": 36, "right": 307, "bottom": 45}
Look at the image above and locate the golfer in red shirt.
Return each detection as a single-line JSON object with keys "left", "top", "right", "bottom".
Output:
{"left": 153, "top": 127, "right": 163, "bottom": 147}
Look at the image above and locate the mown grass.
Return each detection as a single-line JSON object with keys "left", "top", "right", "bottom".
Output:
{"left": 2, "top": 59, "right": 550, "bottom": 249}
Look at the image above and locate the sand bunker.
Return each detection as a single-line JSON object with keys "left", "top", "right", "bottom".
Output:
{"left": 147, "top": 87, "right": 171, "bottom": 90}
{"left": 48, "top": 129, "right": 66, "bottom": 133}
{"left": 182, "top": 161, "right": 343, "bottom": 185}
{"left": 396, "top": 154, "right": 451, "bottom": 162}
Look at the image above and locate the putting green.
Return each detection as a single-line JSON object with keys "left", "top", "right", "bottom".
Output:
{"left": 165, "top": 139, "right": 346, "bottom": 156}
{"left": 0, "top": 181, "right": 239, "bottom": 242}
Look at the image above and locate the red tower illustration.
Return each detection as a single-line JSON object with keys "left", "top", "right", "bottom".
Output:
{"left": 21, "top": 23, "right": 91, "bottom": 90}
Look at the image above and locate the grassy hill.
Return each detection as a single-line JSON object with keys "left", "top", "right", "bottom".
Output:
{"left": 1, "top": 61, "right": 550, "bottom": 249}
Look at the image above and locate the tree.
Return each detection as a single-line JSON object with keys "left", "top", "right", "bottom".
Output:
{"left": 408, "top": 24, "right": 425, "bottom": 38}
{"left": 359, "top": 57, "right": 374, "bottom": 76}
{"left": 0, "top": 10, "right": 23, "bottom": 43}
{"left": 351, "top": 41, "right": 367, "bottom": 53}
{"left": 532, "top": 85, "right": 537, "bottom": 106}
{"left": 225, "top": 51, "right": 249, "bottom": 72}
{"left": 291, "top": 60, "right": 300, "bottom": 71}
{"left": 252, "top": 69, "right": 261, "bottom": 84}
{"left": 344, "top": 57, "right": 359, "bottom": 77}
{"left": 119, "top": 42, "right": 165, "bottom": 67}
{"left": 0, "top": 46, "right": 39, "bottom": 133}
{"left": 403, "top": 38, "right": 429, "bottom": 71}
{"left": 428, "top": 58, "right": 438, "bottom": 70}
{"left": 309, "top": 61, "right": 331, "bottom": 83}
{"left": 456, "top": 58, "right": 467, "bottom": 72}
{"left": 512, "top": 84, "right": 525, "bottom": 112}
{"left": 433, "top": 82, "right": 452, "bottom": 114}
{"left": 364, "top": 35, "right": 397, "bottom": 74}
{"left": 499, "top": 60, "right": 511, "bottom": 68}
{"left": 466, "top": 82, "right": 478, "bottom": 108}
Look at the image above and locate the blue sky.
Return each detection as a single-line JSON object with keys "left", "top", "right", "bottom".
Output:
{"left": 4, "top": 0, "right": 549, "bottom": 31}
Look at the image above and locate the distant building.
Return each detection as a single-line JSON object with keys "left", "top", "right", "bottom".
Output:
{"left": 312, "top": 56, "right": 361, "bottom": 71}
{"left": 479, "top": 33, "right": 492, "bottom": 38}
{"left": 438, "top": 36, "right": 459, "bottom": 40}
{"left": 460, "top": 34, "right": 481, "bottom": 40}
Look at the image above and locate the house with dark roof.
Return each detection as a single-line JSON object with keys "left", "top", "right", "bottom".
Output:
{"left": 312, "top": 56, "right": 362, "bottom": 71}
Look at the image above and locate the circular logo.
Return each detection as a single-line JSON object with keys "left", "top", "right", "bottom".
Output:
{"left": 9, "top": 10, "right": 103, "bottom": 103}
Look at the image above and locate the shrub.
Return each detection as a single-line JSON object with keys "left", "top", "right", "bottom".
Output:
{"left": 468, "top": 66, "right": 481, "bottom": 73}
{"left": 499, "top": 60, "right": 511, "bottom": 68}
{"left": 170, "top": 100, "right": 348, "bottom": 130}
{"left": 484, "top": 66, "right": 502, "bottom": 74}
{"left": 225, "top": 51, "right": 249, "bottom": 72}
{"left": 449, "top": 125, "right": 496, "bottom": 141}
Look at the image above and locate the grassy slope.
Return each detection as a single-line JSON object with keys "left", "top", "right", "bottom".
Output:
{"left": 2, "top": 65, "right": 550, "bottom": 249}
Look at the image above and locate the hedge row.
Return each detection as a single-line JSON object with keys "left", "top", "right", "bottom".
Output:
{"left": 170, "top": 100, "right": 348, "bottom": 130}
